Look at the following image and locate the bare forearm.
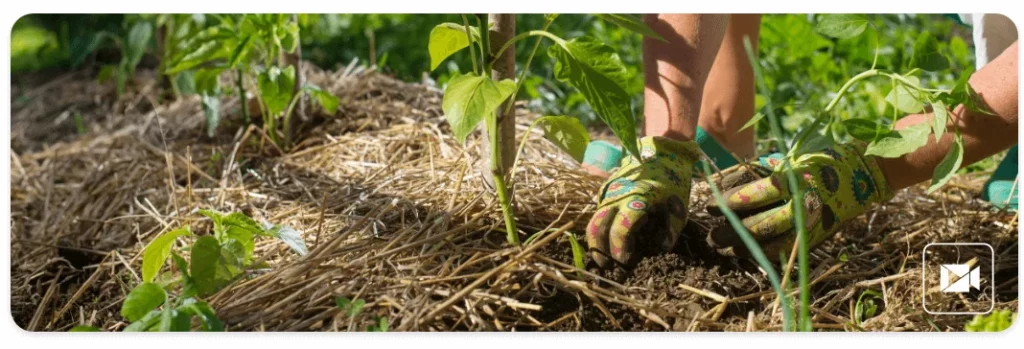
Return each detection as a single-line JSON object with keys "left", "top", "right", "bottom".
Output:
{"left": 643, "top": 14, "right": 729, "bottom": 140}
{"left": 879, "top": 41, "right": 1019, "bottom": 190}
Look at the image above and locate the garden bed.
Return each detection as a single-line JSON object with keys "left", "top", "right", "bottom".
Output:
{"left": 10, "top": 64, "right": 1018, "bottom": 331}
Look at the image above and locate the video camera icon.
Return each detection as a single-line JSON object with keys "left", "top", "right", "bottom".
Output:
{"left": 922, "top": 243, "right": 995, "bottom": 315}
{"left": 939, "top": 264, "right": 981, "bottom": 293}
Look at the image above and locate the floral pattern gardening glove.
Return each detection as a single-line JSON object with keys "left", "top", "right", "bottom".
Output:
{"left": 705, "top": 142, "right": 894, "bottom": 260}
{"left": 586, "top": 136, "right": 700, "bottom": 268}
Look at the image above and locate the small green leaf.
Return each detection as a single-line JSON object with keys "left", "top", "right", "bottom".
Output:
{"left": 141, "top": 226, "right": 191, "bottom": 283}
{"left": 69, "top": 325, "right": 101, "bottom": 332}
{"left": 368, "top": 316, "right": 389, "bottom": 332}
{"left": 931, "top": 100, "right": 949, "bottom": 140}
{"left": 229, "top": 36, "right": 253, "bottom": 69}
{"left": 538, "top": 116, "right": 590, "bottom": 163}
{"left": 265, "top": 224, "right": 308, "bottom": 256}
{"left": 790, "top": 116, "right": 834, "bottom": 157}
{"left": 910, "top": 31, "right": 949, "bottom": 72}
{"left": 927, "top": 135, "right": 964, "bottom": 193}
{"left": 189, "top": 236, "right": 221, "bottom": 296}
{"left": 428, "top": 23, "right": 480, "bottom": 71}
{"left": 279, "top": 21, "right": 300, "bottom": 53}
{"left": 739, "top": 112, "right": 766, "bottom": 132}
{"left": 549, "top": 36, "right": 639, "bottom": 160}
{"left": 865, "top": 123, "right": 931, "bottom": 158}
{"left": 335, "top": 296, "right": 351, "bottom": 309}
{"left": 304, "top": 85, "right": 340, "bottom": 114}
{"left": 842, "top": 118, "right": 884, "bottom": 142}
{"left": 348, "top": 299, "right": 366, "bottom": 318}
{"left": 257, "top": 66, "right": 297, "bottom": 118}
{"left": 156, "top": 308, "right": 191, "bottom": 332}
{"left": 123, "top": 310, "right": 162, "bottom": 331}
{"left": 814, "top": 14, "right": 869, "bottom": 39}
{"left": 886, "top": 77, "right": 925, "bottom": 114}
{"left": 565, "top": 232, "right": 586, "bottom": 279}
{"left": 178, "top": 299, "right": 224, "bottom": 331}
{"left": 121, "top": 283, "right": 167, "bottom": 322}
{"left": 596, "top": 14, "right": 666, "bottom": 42}
{"left": 223, "top": 212, "right": 263, "bottom": 234}
{"left": 441, "top": 73, "right": 517, "bottom": 144}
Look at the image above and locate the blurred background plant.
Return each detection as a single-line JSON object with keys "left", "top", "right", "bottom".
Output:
{"left": 12, "top": 14, "right": 984, "bottom": 165}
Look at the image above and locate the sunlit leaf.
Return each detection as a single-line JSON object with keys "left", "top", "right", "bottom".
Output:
{"left": 865, "top": 123, "right": 930, "bottom": 158}
{"left": 549, "top": 36, "right": 639, "bottom": 160}
{"left": 931, "top": 100, "right": 948, "bottom": 140}
{"left": 886, "top": 76, "right": 925, "bottom": 114}
{"left": 141, "top": 226, "right": 191, "bottom": 283}
{"left": 538, "top": 116, "right": 590, "bottom": 163}
{"left": 441, "top": 73, "right": 516, "bottom": 144}
{"left": 121, "top": 283, "right": 167, "bottom": 322}
{"left": 428, "top": 23, "right": 480, "bottom": 71}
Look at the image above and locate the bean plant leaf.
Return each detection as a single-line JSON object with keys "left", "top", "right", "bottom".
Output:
{"left": 428, "top": 23, "right": 480, "bottom": 71}
{"left": 910, "top": 31, "right": 949, "bottom": 72}
{"left": 928, "top": 135, "right": 964, "bottom": 193}
{"left": 178, "top": 299, "right": 225, "bottom": 331}
{"left": 304, "top": 85, "right": 340, "bottom": 114}
{"left": 123, "top": 21, "right": 153, "bottom": 72}
{"left": 141, "top": 226, "right": 191, "bottom": 283}
{"left": 842, "top": 118, "right": 884, "bottom": 142}
{"left": 814, "top": 14, "right": 869, "bottom": 39}
{"left": 886, "top": 76, "right": 925, "bottom": 114}
{"left": 189, "top": 236, "right": 222, "bottom": 296}
{"left": 931, "top": 100, "right": 949, "bottom": 140}
{"left": 596, "top": 14, "right": 667, "bottom": 42}
{"left": 789, "top": 116, "right": 834, "bottom": 157}
{"left": 865, "top": 123, "right": 931, "bottom": 158}
{"left": 945, "top": 66, "right": 994, "bottom": 115}
{"left": 157, "top": 308, "right": 191, "bottom": 332}
{"left": 257, "top": 65, "right": 297, "bottom": 118}
{"left": 441, "top": 73, "right": 516, "bottom": 144}
{"left": 548, "top": 36, "right": 639, "bottom": 160}
{"left": 538, "top": 116, "right": 590, "bottom": 163}
{"left": 121, "top": 283, "right": 167, "bottom": 322}
{"left": 263, "top": 222, "right": 309, "bottom": 256}
{"left": 229, "top": 35, "right": 253, "bottom": 68}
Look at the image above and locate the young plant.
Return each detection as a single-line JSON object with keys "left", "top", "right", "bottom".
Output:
{"left": 429, "top": 14, "right": 662, "bottom": 247}
{"left": 92, "top": 18, "right": 153, "bottom": 97}
{"left": 162, "top": 14, "right": 339, "bottom": 144}
{"left": 117, "top": 210, "right": 307, "bottom": 331}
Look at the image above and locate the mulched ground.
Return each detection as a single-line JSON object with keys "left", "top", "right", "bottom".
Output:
{"left": 9, "top": 62, "right": 1018, "bottom": 332}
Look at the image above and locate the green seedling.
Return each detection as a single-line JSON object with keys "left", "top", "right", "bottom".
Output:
{"left": 114, "top": 210, "right": 307, "bottom": 332}
{"left": 430, "top": 14, "right": 661, "bottom": 250}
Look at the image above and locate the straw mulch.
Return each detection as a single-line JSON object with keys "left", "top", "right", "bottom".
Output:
{"left": 9, "top": 63, "right": 1018, "bottom": 332}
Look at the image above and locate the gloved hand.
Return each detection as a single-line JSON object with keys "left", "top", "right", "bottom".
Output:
{"left": 586, "top": 136, "right": 700, "bottom": 268}
{"left": 706, "top": 142, "right": 894, "bottom": 259}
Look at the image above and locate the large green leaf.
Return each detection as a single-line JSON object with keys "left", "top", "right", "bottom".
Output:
{"left": 121, "top": 283, "right": 167, "bottom": 322}
{"left": 865, "top": 123, "right": 930, "bottom": 158}
{"left": 257, "top": 66, "right": 297, "bottom": 118}
{"left": 910, "top": 31, "right": 949, "bottom": 72}
{"left": 538, "top": 116, "right": 590, "bottom": 163}
{"left": 928, "top": 135, "right": 964, "bottom": 193}
{"left": 428, "top": 23, "right": 480, "bottom": 71}
{"left": 886, "top": 76, "right": 925, "bottom": 114}
{"left": 189, "top": 236, "right": 221, "bottom": 296}
{"left": 814, "top": 14, "right": 869, "bottom": 39}
{"left": 441, "top": 73, "right": 516, "bottom": 144}
{"left": 596, "top": 14, "right": 666, "bottom": 42}
{"left": 548, "top": 36, "right": 639, "bottom": 160}
{"left": 141, "top": 226, "right": 191, "bottom": 283}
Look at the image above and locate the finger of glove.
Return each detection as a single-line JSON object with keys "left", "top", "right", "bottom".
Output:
{"left": 711, "top": 163, "right": 773, "bottom": 192}
{"left": 585, "top": 206, "right": 616, "bottom": 269}
{"left": 660, "top": 203, "right": 688, "bottom": 252}
{"left": 717, "top": 191, "right": 825, "bottom": 259}
{"left": 707, "top": 173, "right": 789, "bottom": 217}
{"left": 608, "top": 197, "right": 650, "bottom": 266}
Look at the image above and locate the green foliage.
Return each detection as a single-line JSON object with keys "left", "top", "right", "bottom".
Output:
{"left": 854, "top": 289, "right": 883, "bottom": 325}
{"left": 864, "top": 123, "right": 930, "bottom": 158}
{"left": 965, "top": 309, "right": 1017, "bottom": 332}
{"left": 428, "top": 23, "right": 479, "bottom": 71}
{"left": 814, "top": 14, "right": 869, "bottom": 39}
{"left": 335, "top": 296, "right": 366, "bottom": 318}
{"left": 69, "top": 325, "right": 101, "bottom": 332}
{"left": 441, "top": 73, "right": 517, "bottom": 144}
{"left": 257, "top": 65, "right": 298, "bottom": 118}
{"left": 548, "top": 36, "right": 638, "bottom": 159}
{"left": 538, "top": 116, "right": 590, "bottom": 162}
{"left": 118, "top": 210, "right": 305, "bottom": 331}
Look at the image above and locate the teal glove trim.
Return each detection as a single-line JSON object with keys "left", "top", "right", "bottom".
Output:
{"left": 694, "top": 126, "right": 739, "bottom": 171}
{"left": 982, "top": 145, "right": 1018, "bottom": 211}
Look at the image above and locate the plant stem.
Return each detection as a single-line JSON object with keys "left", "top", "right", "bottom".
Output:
{"left": 493, "top": 169, "right": 519, "bottom": 246}
{"left": 502, "top": 18, "right": 555, "bottom": 115}
{"left": 492, "top": 30, "right": 565, "bottom": 62}
{"left": 478, "top": 14, "right": 490, "bottom": 72}
{"left": 236, "top": 69, "right": 250, "bottom": 125}
{"left": 460, "top": 15, "right": 479, "bottom": 75}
